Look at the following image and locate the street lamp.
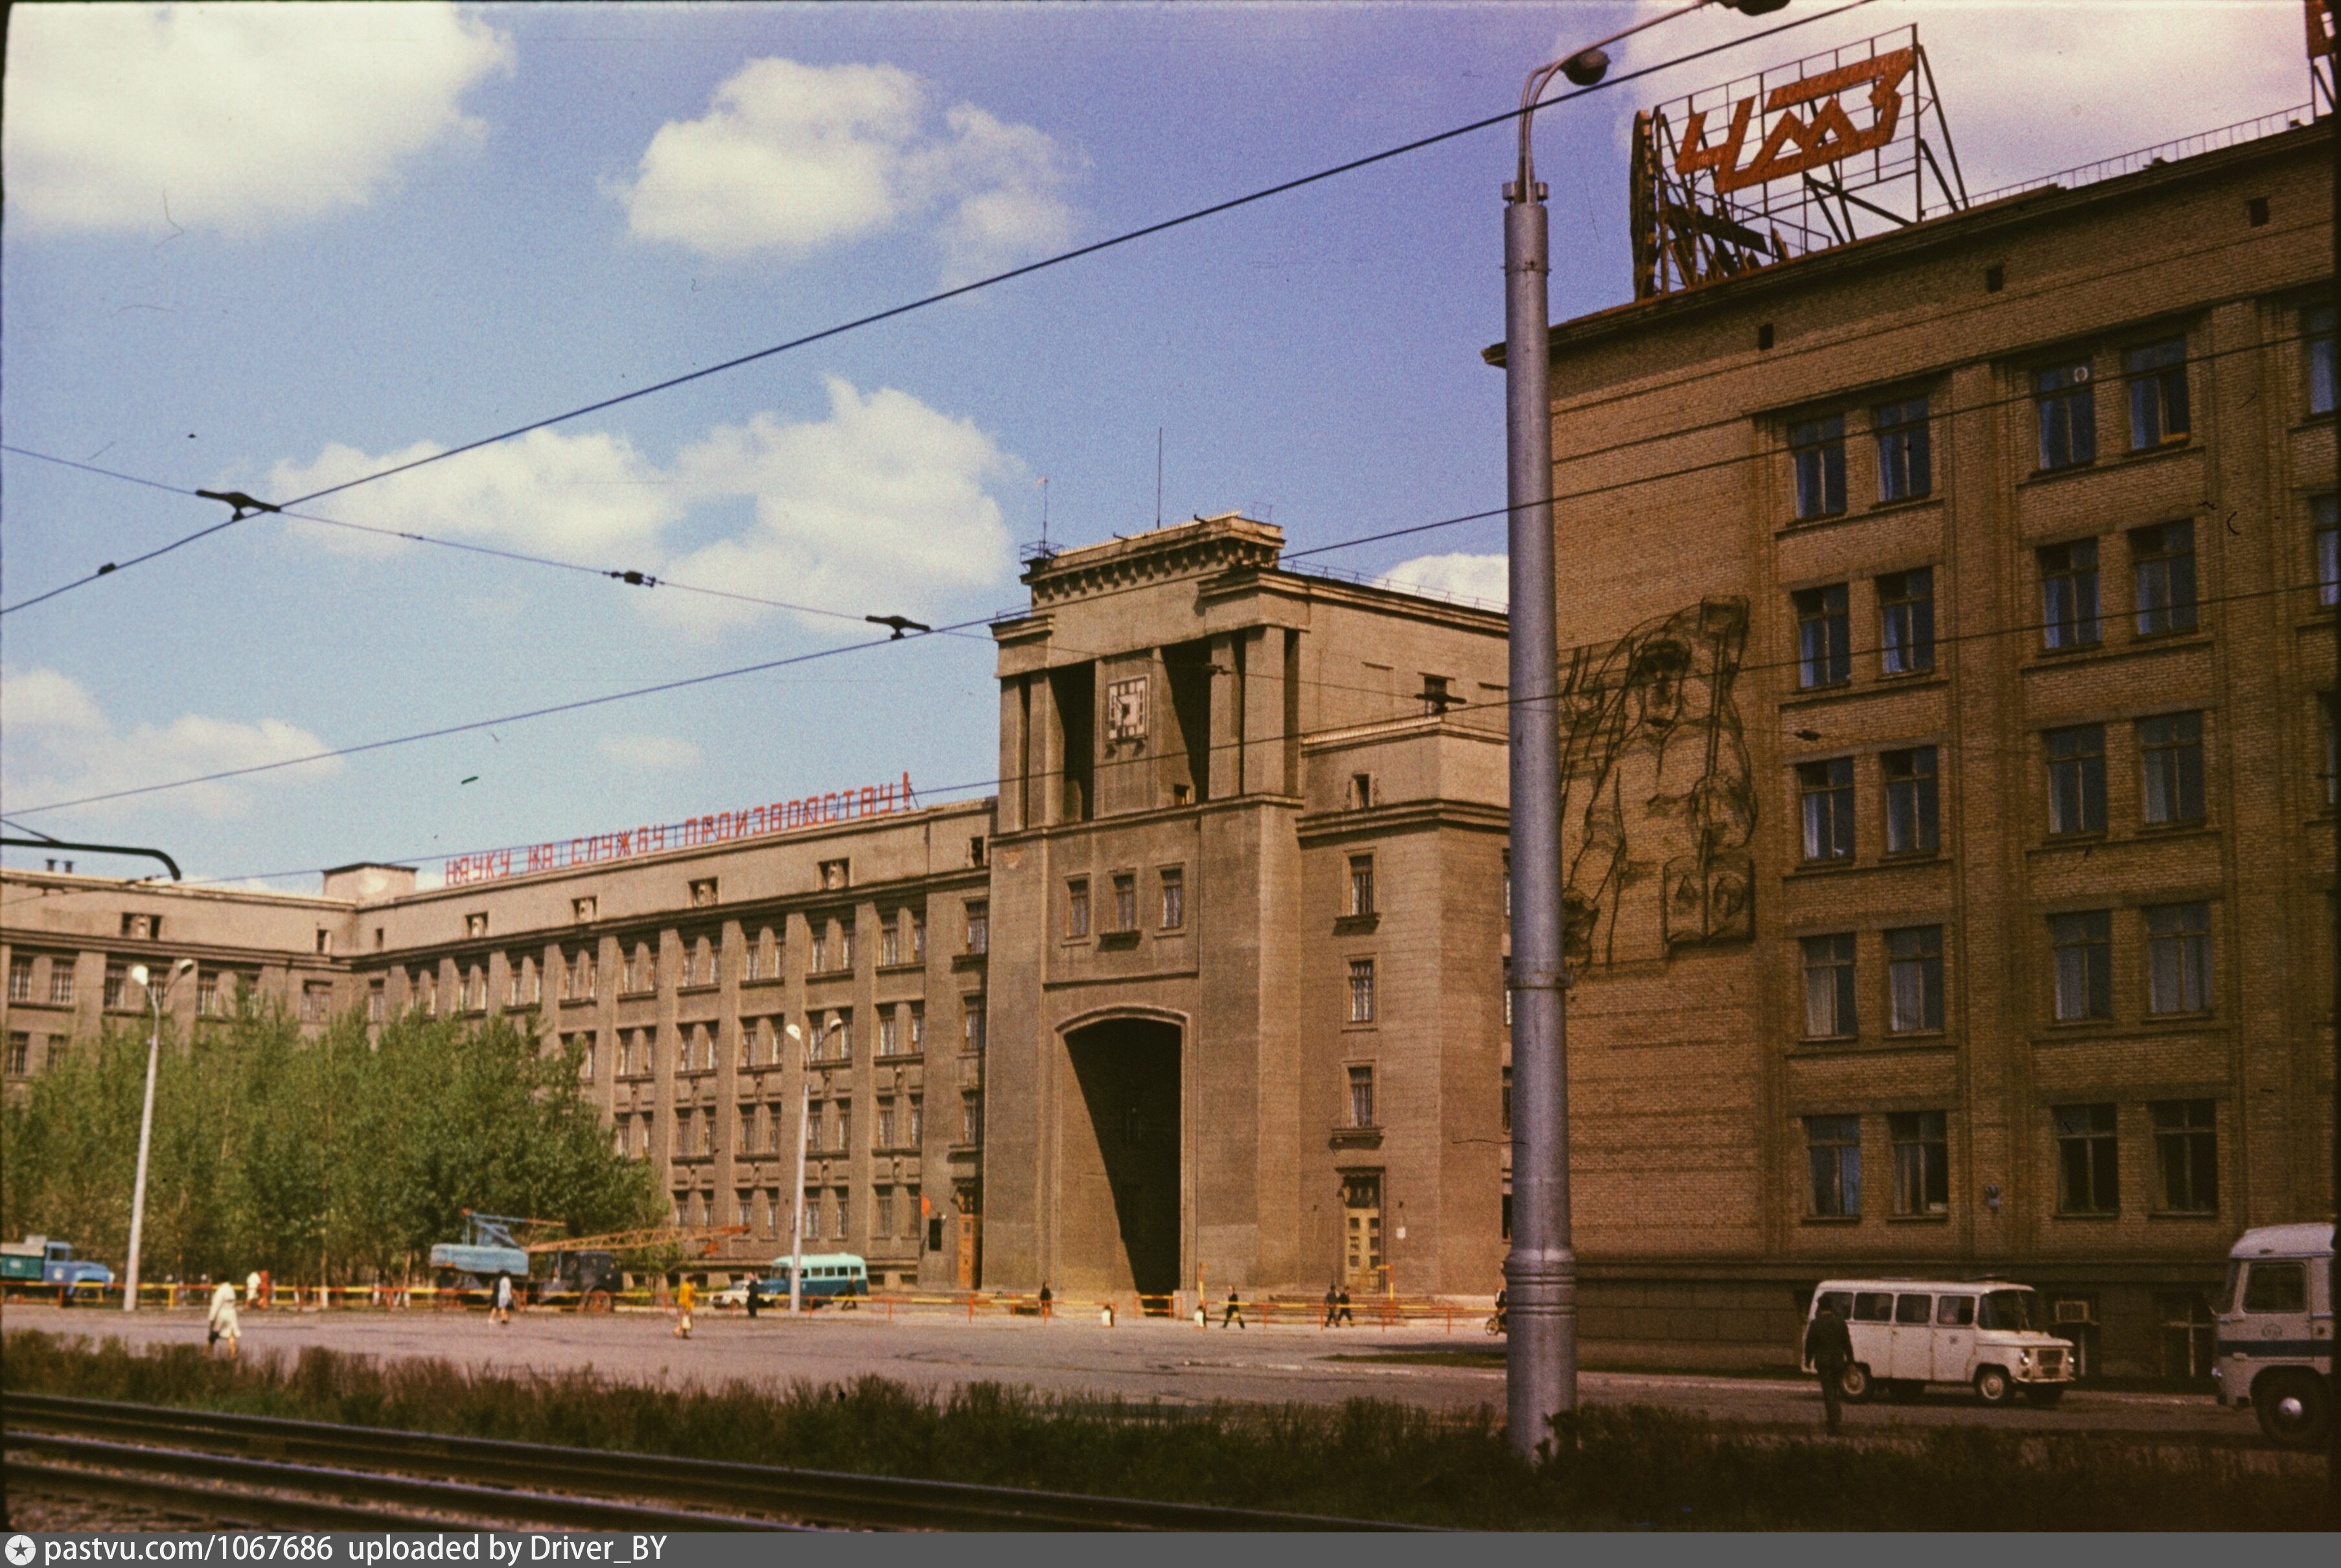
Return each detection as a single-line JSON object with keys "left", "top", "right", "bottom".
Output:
{"left": 122, "top": 957, "right": 195, "bottom": 1313}
{"left": 1500, "top": 0, "right": 1787, "bottom": 1459}
{"left": 781, "top": 1017, "right": 841, "bottom": 1316}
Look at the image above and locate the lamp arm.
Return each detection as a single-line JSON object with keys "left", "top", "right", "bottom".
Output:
{"left": 1515, "top": 0, "right": 1713, "bottom": 194}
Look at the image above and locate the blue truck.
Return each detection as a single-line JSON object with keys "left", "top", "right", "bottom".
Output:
{"left": 2, "top": 1235, "right": 116, "bottom": 1294}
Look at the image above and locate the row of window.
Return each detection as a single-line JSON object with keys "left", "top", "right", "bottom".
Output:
{"left": 581, "top": 998, "right": 984, "bottom": 1082}
{"left": 617, "top": 1089, "right": 979, "bottom": 1165}
{"left": 1064, "top": 868, "right": 1186, "bottom": 939}
{"left": 1784, "top": 312, "right": 2336, "bottom": 535}
{"left": 1803, "top": 1100, "right": 2218, "bottom": 1220}
{"left": 8, "top": 956, "right": 272, "bottom": 1016}
{"left": 692, "top": 1183, "right": 930, "bottom": 1247}
{"left": 1797, "top": 901, "right": 2216, "bottom": 1040}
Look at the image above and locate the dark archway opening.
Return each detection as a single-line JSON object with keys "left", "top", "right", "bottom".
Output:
{"left": 1065, "top": 1018, "right": 1181, "bottom": 1298}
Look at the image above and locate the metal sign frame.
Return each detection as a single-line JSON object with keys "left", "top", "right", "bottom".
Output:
{"left": 1632, "top": 25, "right": 1968, "bottom": 299}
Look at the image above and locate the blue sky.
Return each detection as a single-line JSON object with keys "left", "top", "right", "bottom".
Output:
{"left": 0, "top": 1, "right": 2305, "bottom": 890}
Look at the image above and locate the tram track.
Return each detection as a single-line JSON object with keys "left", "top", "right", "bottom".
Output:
{"left": 3, "top": 1392, "right": 1433, "bottom": 1532}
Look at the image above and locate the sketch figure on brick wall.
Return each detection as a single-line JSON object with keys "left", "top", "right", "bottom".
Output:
{"left": 1558, "top": 597, "right": 1755, "bottom": 966}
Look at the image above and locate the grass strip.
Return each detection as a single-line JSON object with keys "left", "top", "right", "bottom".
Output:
{"left": 1, "top": 1330, "right": 2314, "bottom": 1530}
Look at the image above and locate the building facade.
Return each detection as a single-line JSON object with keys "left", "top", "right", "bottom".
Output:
{"left": 1512, "top": 120, "right": 2335, "bottom": 1376}
{"left": 6, "top": 118, "right": 2333, "bottom": 1375}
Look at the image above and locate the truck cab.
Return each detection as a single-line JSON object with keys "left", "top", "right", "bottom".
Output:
{"left": 0, "top": 1236, "right": 115, "bottom": 1293}
{"left": 2211, "top": 1222, "right": 2334, "bottom": 1448}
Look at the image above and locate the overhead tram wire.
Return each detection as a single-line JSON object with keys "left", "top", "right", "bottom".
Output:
{"left": 0, "top": 0, "right": 1876, "bottom": 619}
{"left": 12, "top": 307, "right": 2325, "bottom": 641}
{"left": 17, "top": 562, "right": 2331, "bottom": 900}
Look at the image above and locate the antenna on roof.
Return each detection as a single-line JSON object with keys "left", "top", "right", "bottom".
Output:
{"left": 1155, "top": 428, "right": 1164, "bottom": 529}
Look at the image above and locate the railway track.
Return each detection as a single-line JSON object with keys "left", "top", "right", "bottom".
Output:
{"left": 3, "top": 1392, "right": 1433, "bottom": 1532}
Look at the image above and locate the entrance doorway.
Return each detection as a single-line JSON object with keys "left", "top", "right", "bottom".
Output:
{"left": 1342, "top": 1173, "right": 1385, "bottom": 1289}
{"left": 1065, "top": 1017, "right": 1181, "bottom": 1297}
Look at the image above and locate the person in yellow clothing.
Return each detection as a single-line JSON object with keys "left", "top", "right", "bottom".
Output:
{"left": 672, "top": 1274, "right": 695, "bottom": 1339}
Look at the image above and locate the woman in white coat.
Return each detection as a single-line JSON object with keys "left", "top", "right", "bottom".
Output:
{"left": 207, "top": 1280, "right": 241, "bottom": 1360}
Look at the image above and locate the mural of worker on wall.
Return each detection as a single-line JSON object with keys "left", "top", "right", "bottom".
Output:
{"left": 1558, "top": 597, "right": 1755, "bottom": 967}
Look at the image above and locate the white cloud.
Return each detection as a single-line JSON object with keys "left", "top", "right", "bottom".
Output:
{"left": 262, "top": 377, "right": 1020, "bottom": 636}
{"left": 614, "top": 55, "right": 1082, "bottom": 283}
{"left": 597, "top": 733, "right": 701, "bottom": 770}
{"left": 1606, "top": 1, "right": 2300, "bottom": 200}
{"left": 1379, "top": 552, "right": 1509, "bottom": 610}
{"left": 267, "top": 428, "right": 682, "bottom": 561}
{"left": 0, "top": 665, "right": 340, "bottom": 820}
{"left": 3, "top": 3, "right": 513, "bottom": 236}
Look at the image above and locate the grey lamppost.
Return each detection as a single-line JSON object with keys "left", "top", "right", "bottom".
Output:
{"left": 1501, "top": 0, "right": 1786, "bottom": 1458}
{"left": 122, "top": 957, "right": 195, "bottom": 1312}
{"left": 781, "top": 1017, "right": 840, "bottom": 1315}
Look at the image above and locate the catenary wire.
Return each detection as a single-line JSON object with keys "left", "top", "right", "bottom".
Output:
{"left": 0, "top": 0, "right": 1878, "bottom": 617}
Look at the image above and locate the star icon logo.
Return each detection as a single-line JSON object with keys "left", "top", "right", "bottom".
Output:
{"left": 7, "top": 1533, "right": 38, "bottom": 1565}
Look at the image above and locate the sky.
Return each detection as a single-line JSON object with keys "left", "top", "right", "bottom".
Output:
{"left": 0, "top": 1, "right": 2310, "bottom": 892}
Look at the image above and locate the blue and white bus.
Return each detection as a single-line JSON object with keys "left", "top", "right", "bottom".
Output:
{"left": 766, "top": 1253, "right": 868, "bottom": 1304}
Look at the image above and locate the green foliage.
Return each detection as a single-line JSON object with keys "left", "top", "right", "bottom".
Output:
{"left": 2, "top": 1331, "right": 2318, "bottom": 1530}
{"left": 0, "top": 1006, "right": 658, "bottom": 1285}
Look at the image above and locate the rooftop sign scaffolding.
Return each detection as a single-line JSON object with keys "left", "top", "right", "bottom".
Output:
{"left": 1631, "top": 25, "right": 1967, "bottom": 298}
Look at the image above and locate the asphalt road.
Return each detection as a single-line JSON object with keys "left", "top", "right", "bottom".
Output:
{"left": 3, "top": 1302, "right": 2260, "bottom": 1442}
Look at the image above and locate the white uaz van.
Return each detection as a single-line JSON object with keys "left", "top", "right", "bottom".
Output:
{"left": 1802, "top": 1279, "right": 2077, "bottom": 1406}
{"left": 2211, "top": 1222, "right": 2333, "bottom": 1449}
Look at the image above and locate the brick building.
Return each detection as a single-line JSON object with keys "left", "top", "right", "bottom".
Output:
{"left": 1507, "top": 118, "right": 2335, "bottom": 1376}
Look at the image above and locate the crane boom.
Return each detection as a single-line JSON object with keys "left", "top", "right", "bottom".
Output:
{"left": 525, "top": 1224, "right": 748, "bottom": 1256}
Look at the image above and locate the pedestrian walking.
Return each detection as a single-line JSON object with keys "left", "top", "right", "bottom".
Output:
{"left": 1322, "top": 1284, "right": 1339, "bottom": 1328}
{"left": 1334, "top": 1286, "right": 1354, "bottom": 1326}
{"left": 1038, "top": 1282, "right": 1053, "bottom": 1320}
{"left": 491, "top": 1272, "right": 514, "bottom": 1326}
{"left": 1804, "top": 1302, "right": 1854, "bottom": 1434}
{"left": 1492, "top": 1287, "right": 1508, "bottom": 1333}
{"left": 207, "top": 1280, "right": 241, "bottom": 1361}
{"left": 672, "top": 1274, "right": 696, "bottom": 1339}
{"left": 745, "top": 1276, "right": 763, "bottom": 1320}
{"left": 1100, "top": 1300, "right": 1116, "bottom": 1327}
{"left": 1221, "top": 1289, "right": 1246, "bottom": 1329}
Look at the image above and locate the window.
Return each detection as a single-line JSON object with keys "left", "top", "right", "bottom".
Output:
{"left": 965, "top": 901, "right": 989, "bottom": 954}
{"left": 961, "top": 1091, "right": 981, "bottom": 1145}
{"left": 909, "top": 1095, "right": 923, "bottom": 1144}
{"left": 565, "top": 948, "right": 595, "bottom": 1000}
{"left": 1801, "top": 934, "right": 1856, "bottom": 1037}
{"left": 1349, "top": 855, "right": 1376, "bottom": 916}
{"left": 1501, "top": 1065, "right": 1512, "bottom": 1133}
{"left": 2317, "top": 496, "right": 2338, "bottom": 607}
{"left": 1348, "top": 958, "right": 1376, "bottom": 1024}
{"left": 2050, "top": 911, "right": 2114, "bottom": 1021}
{"left": 1797, "top": 758, "right": 1854, "bottom": 863}
{"left": 962, "top": 998, "right": 986, "bottom": 1054}
{"left": 838, "top": 919, "right": 855, "bottom": 971}
{"left": 625, "top": 943, "right": 656, "bottom": 994}
{"left": 1882, "top": 746, "right": 1940, "bottom": 855}
{"left": 104, "top": 964, "right": 127, "bottom": 1010}
{"left": 875, "top": 1188, "right": 895, "bottom": 1238}
{"left": 2045, "top": 724, "right": 2106, "bottom": 835}
{"left": 2125, "top": 338, "right": 2189, "bottom": 448}
{"left": 48, "top": 963, "right": 75, "bottom": 1006}
{"left": 1348, "top": 1064, "right": 1376, "bottom": 1127}
{"left": 1112, "top": 873, "right": 1137, "bottom": 933}
{"left": 2055, "top": 1103, "right": 2118, "bottom": 1214}
{"left": 1873, "top": 397, "right": 1932, "bottom": 501}
{"left": 1350, "top": 772, "right": 1374, "bottom": 809}
{"left": 912, "top": 912, "right": 927, "bottom": 962}
{"left": 2137, "top": 713, "right": 2205, "bottom": 826}
{"left": 1805, "top": 1114, "right": 1862, "bottom": 1217}
{"left": 1790, "top": 415, "right": 1846, "bottom": 518}
{"left": 2035, "top": 360, "right": 2096, "bottom": 469}
{"left": 1886, "top": 926, "right": 1943, "bottom": 1033}
{"left": 301, "top": 982, "right": 331, "bottom": 1023}
{"left": 2151, "top": 1100, "right": 2218, "bottom": 1212}
{"left": 690, "top": 877, "right": 717, "bottom": 908}
{"left": 1065, "top": 879, "right": 1090, "bottom": 939}
{"left": 5, "top": 1033, "right": 29, "bottom": 1076}
{"left": 2038, "top": 540, "right": 2101, "bottom": 649}
{"left": 2146, "top": 901, "right": 2212, "bottom": 1015}
{"left": 8, "top": 959, "right": 32, "bottom": 1002}
{"left": 878, "top": 1099, "right": 898, "bottom": 1148}
{"left": 810, "top": 924, "right": 829, "bottom": 973}
{"left": 2325, "top": 696, "right": 2339, "bottom": 810}
{"left": 833, "top": 1011, "right": 854, "bottom": 1062}
{"left": 835, "top": 1101, "right": 852, "bottom": 1153}
{"left": 1890, "top": 1111, "right": 1949, "bottom": 1216}
{"left": 1877, "top": 568, "right": 1935, "bottom": 673}
{"left": 1793, "top": 585, "right": 1851, "bottom": 689}
{"left": 1420, "top": 674, "right": 1455, "bottom": 717}
{"left": 2131, "top": 522, "right": 2198, "bottom": 635}
{"left": 2243, "top": 1261, "right": 2307, "bottom": 1313}
{"left": 881, "top": 917, "right": 901, "bottom": 967}
{"left": 2310, "top": 303, "right": 2336, "bottom": 414}
{"left": 880, "top": 1011, "right": 899, "bottom": 1058}
{"left": 581, "top": 1035, "right": 597, "bottom": 1084}
{"left": 367, "top": 982, "right": 385, "bottom": 1024}
{"left": 909, "top": 1004, "right": 925, "bottom": 1054}
{"left": 1159, "top": 869, "right": 1185, "bottom": 930}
